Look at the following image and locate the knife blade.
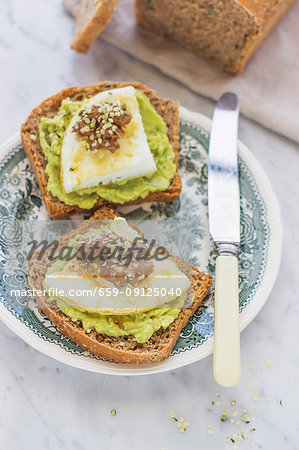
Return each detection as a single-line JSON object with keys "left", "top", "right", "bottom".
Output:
{"left": 208, "top": 92, "right": 241, "bottom": 387}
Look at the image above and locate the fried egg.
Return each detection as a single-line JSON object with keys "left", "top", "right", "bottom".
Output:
{"left": 61, "top": 86, "right": 157, "bottom": 193}
{"left": 44, "top": 218, "right": 191, "bottom": 315}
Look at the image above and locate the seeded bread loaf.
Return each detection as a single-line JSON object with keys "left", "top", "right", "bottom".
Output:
{"left": 135, "top": 0, "right": 295, "bottom": 74}
{"left": 28, "top": 205, "right": 213, "bottom": 364}
{"left": 21, "top": 81, "right": 181, "bottom": 219}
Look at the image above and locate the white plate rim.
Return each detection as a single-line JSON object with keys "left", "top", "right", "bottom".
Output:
{"left": 0, "top": 107, "right": 283, "bottom": 376}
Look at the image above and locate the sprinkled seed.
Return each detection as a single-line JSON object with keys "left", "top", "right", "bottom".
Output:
{"left": 241, "top": 414, "right": 251, "bottom": 424}
{"left": 231, "top": 400, "right": 236, "bottom": 406}
{"left": 215, "top": 401, "right": 221, "bottom": 407}
{"left": 111, "top": 409, "right": 116, "bottom": 416}
{"left": 232, "top": 411, "right": 238, "bottom": 417}
{"left": 236, "top": 421, "right": 241, "bottom": 426}
{"left": 30, "top": 134, "right": 37, "bottom": 141}
{"left": 250, "top": 364, "right": 256, "bottom": 371}
{"left": 265, "top": 359, "right": 271, "bottom": 366}
{"left": 230, "top": 419, "right": 235, "bottom": 424}
{"left": 216, "top": 393, "right": 220, "bottom": 397}
{"left": 253, "top": 393, "right": 258, "bottom": 401}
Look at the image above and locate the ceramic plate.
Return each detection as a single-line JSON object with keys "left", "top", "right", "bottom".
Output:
{"left": 0, "top": 107, "right": 282, "bottom": 376}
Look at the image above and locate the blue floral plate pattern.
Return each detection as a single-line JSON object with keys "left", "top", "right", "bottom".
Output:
{"left": 0, "top": 107, "right": 282, "bottom": 375}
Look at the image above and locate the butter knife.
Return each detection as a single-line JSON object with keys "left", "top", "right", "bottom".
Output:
{"left": 208, "top": 93, "right": 241, "bottom": 387}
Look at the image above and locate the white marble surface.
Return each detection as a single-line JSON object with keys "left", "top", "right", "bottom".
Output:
{"left": 0, "top": 1, "right": 299, "bottom": 449}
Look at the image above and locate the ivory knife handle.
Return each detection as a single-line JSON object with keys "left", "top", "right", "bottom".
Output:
{"left": 213, "top": 255, "right": 240, "bottom": 387}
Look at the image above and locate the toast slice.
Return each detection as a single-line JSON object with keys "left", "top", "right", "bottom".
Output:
{"left": 21, "top": 81, "right": 181, "bottom": 219}
{"left": 70, "top": 0, "right": 121, "bottom": 53}
{"left": 28, "top": 205, "right": 212, "bottom": 364}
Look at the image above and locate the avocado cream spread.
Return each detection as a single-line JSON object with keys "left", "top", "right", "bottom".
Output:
{"left": 57, "top": 298, "right": 183, "bottom": 344}
{"left": 39, "top": 90, "right": 176, "bottom": 207}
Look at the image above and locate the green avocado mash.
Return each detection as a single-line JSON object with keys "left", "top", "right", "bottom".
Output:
{"left": 39, "top": 90, "right": 176, "bottom": 208}
{"left": 57, "top": 297, "right": 184, "bottom": 344}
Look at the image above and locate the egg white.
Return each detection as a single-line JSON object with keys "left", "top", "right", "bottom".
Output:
{"left": 61, "top": 86, "right": 157, "bottom": 194}
{"left": 44, "top": 218, "right": 191, "bottom": 315}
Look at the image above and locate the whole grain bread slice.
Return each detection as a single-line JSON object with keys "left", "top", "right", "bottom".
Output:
{"left": 28, "top": 205, "right": 212, "bottom": 364}
{"left": 70, "top": 0, "right": 121, "bottom": 53}
{"left": 21, "top": 81, "right": 181, "bottom": 220}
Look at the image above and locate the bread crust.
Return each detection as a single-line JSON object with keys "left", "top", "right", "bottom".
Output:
{"left": 232, "top": 0, "right": 295, "bottom": 74}
{"left": 71, "top": 0, "right": 121, "bottom": 53}
{"left": 28, "top": 206, "right": 212, "bottom": 364}
{"left": 21, "top": 81, "right": 181, "bottom": 219}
